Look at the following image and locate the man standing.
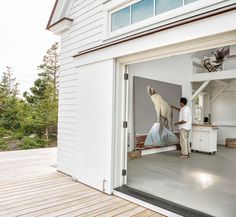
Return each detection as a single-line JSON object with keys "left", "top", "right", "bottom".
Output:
{"left": 173, "top": 98, "right": 192, "bottom": 158}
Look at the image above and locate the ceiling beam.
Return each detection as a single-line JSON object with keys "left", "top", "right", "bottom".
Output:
{"left": 191, "top": 80, "right": 210, "bottom": 101}
{"left": 191, "top": 69, "right": 236, "bottom": 82}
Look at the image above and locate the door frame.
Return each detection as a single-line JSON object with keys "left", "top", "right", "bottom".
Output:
{"left": 112, "top": 30, "right": 236, "bottom": 214}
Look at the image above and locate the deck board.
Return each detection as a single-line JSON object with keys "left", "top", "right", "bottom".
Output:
{"left": 0, "top": 148, "right": 165, "bottom": 217}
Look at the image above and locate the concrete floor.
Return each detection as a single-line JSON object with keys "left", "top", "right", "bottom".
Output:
{"left": 127, "top": 146, "right": 236, "bottom": 217}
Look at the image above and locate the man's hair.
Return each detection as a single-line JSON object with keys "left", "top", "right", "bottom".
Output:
{"left": 180, "top": 97, "right": 187, "bottom": 105}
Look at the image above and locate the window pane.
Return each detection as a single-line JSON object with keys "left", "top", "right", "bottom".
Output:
{"left": 131, "top": 0, "right": 154, "bottom": 24}
{"left": 111, "top": 6, "right": 130, "bottom": 31}
{"left": 155, "top": 0, "right": 183, "bottom": 15}
{"left": 185, "top": 0, "right": 197, "bottom": 4}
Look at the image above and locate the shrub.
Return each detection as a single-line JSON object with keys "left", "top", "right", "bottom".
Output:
{"left": 0, "top": 139, "right": 9, "bottom": 151}
{"left": 20, "top": 137, "right": 48, "bottom": 150}
{"left": 13, "top": 131, "right": 25, "bottom": 140}
{"left": 0, "top": 127, "right": 13, "bottom": 138}
{"left": 35, "top": 137, "right": 48, "bottom": 147}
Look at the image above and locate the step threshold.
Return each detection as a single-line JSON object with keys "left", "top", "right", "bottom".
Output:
{"left": 114, "top": 185, "right": 213, "bottom": 217}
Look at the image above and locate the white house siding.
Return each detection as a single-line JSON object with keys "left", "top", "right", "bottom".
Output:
{"left": 56, "top": 0, "right": 106, "bottom": 176}
{"left": 57, "top": 67, "right": 77, "bottom": 175}
{"left": 60, "top": 0, "right": 104, "bottom": 57}
{"left": 57, "top": 47, "right": 78, "bottom": 175}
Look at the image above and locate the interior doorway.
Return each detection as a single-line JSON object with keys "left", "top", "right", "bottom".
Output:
{"left": 117, "top": 45, "right": 236, "bottom": 217}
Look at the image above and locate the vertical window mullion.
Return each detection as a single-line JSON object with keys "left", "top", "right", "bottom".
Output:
{"left": 183, "top": 0, "right": 185, "bottom": 6}
{"left": 153, "top": 0, "right": 156, "bottom": 16}
{"left": 130, "top": 5, "right": 132, "bottom": 24}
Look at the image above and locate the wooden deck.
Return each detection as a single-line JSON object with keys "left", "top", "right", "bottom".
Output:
{"left": 0, "top": 148, "right": 164, "bottom": 217}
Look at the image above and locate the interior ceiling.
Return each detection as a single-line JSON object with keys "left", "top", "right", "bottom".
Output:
{"left": 191, "top": 46, "right": 231, "bottom": 60}
{"left": 192, "top": 79, "right": 236, "bottom": 92}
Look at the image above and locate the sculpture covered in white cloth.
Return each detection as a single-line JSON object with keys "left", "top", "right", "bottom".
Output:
{"left": 145, "top": 123, "right": 179, "bottom": 146}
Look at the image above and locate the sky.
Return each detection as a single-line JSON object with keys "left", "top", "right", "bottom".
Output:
{"left": 0, "top": 0, "right": 59, "bottom": 95}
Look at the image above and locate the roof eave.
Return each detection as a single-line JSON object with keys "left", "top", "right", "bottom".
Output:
{"left": 47, "top": 17, "right": 73, "bottom": 35}
{"left": 46, "top": 0, "right": 59, "bottom": 30}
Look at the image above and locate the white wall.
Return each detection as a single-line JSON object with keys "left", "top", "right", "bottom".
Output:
{"left": 74, "top": 59, "right": 115, "bottom": 194}
{"left": 211, "top": 79, "right": 236, "bottom": 145}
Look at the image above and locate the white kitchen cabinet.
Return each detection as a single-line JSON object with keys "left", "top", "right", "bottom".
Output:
{"left": 192, "top": 125, "right": 218, "bottom": 154}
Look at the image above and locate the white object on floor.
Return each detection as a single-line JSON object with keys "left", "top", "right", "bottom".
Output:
{"left": 192, "top": 125, "right": 218, "bottom": 153}
{"left": 141, "top": 145, "right": 177, "bottom": 156}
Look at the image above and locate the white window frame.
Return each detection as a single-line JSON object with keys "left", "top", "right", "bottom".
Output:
{"left": 102, "top": 0, "right": 234, "bottom": 41}
{"left": 110, "top": 4, "right": 132, "bottom": 32}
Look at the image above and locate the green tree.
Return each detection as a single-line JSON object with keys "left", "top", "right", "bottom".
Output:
{"left": 38, "top": 42, "right": 59, "bottom": 99}
{"left": 23, "top": 42, "right": 59, "bottom": 142}
{"left": 0, "top": 67, "right": 20, "bottom": 130}
{"left": 0, "top": 66, "right": 19, "bottom": 100}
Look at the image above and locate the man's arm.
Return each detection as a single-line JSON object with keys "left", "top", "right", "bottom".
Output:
{"left": 171, "top": 105, "right": 180, "bottom": 112}
{"left": 175, "top": 120, "right": 187, "bottom": 126}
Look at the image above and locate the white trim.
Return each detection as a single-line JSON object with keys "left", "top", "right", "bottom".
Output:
{"left": 103, "top": 0, "right": 136, "bottom": 11}
{"left": 50, "top": 0, "right": 72, "bottom": 26}
{"left": 123, "top": 65, "right": 129, "bottom": 185}
{"left": 110, "top": 59, "right": 117, "bottom": 194}
{"left": 113, "top": 62, "right": 125, "bottom": 189}
{"left": 64, "top": 0, "right": 75, "bottom": 17}
{"left": 113, "top": 190, "right": 182, "bottom": 217}
{"left": 117, "top": 32, "right": 236, "bottom": 66}
{"left": 49, "top": 19, "right": 73, "bottom": 35}
{"left": 191, "top": 69, "right": 236, "bottom": 82}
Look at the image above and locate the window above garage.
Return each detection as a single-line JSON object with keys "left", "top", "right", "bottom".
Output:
{"left": 102, "top": 0, "right": 234, "bottom": 42}
{"left": 111, "top": 0, "right": 198, "bottom": 32}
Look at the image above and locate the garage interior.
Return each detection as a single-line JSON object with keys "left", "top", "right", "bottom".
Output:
{"left": 126, "top": 44, "right": 236, "bottom": 217}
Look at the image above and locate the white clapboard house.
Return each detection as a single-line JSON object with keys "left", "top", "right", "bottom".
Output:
{"left": 47, "top": 1, "right": 236, "bottom": 216}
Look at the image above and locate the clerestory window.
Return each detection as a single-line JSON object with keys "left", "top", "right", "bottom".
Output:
{"left": 111, "top": 0, "right": 198, "bottom": 32}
